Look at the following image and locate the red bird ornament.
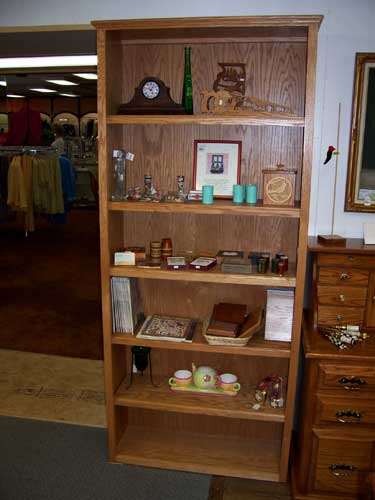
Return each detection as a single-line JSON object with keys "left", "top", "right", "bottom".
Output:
{"left": 324, "top": 145, "right": 336, "bottom": 164}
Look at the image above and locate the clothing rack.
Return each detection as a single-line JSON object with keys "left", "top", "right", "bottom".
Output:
{"left": 0, "top": 145, "right": 58, "bottom": 155}
{"left": 1, "top": 146, "right": 66, "bottom": 237}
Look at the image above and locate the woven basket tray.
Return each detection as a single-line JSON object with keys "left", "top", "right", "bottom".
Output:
{"left": 203, "top": 308, "right": 264, "bottom": 347}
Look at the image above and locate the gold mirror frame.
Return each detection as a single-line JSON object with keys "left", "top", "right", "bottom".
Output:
{"left": 345, "top": 53, "right": 375, "bottom": 212}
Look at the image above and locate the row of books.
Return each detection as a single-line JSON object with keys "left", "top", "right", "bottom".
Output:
{"left": 111, "top": 277, "right": 141, "bottom": 333}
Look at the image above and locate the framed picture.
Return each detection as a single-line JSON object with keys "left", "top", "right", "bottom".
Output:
{"left": 345, "top": 53, "right": 375, "bottom": 212}
{"left": 193, "top": 140, "right": 242, "bottom": 198}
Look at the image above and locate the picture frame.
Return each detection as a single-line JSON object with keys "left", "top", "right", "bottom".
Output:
{"left": 345, "top": 53, "right": 375, "bottom": 212}
{"left": 192, "top": 140, "right": 242, "bottom": 198}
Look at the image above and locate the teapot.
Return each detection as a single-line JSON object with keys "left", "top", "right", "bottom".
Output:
{"left": 192, "top": 363, "right": 219, "bottom": 389}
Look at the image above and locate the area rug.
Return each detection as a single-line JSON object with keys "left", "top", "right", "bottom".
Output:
{"left": 0, "top": 349, "right": 105, "bottom": 427}
{"left": 0, "top": 415, "right": 211, "bottom": 500}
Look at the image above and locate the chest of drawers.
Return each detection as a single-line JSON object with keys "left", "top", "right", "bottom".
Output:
{"left": 314, "top": 248, "right": 375, "bottom": 329}
{"left": 292, "top": 238, "right": 375, "bottom": 500}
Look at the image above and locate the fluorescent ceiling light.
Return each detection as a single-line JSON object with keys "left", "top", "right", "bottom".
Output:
{"left": 73, "top": 73, "right": 97, "bottom": 80}
{"left": 46, "top": 79, "right": 78, "bottom": 86}
{"left": 7, "top": 94, "right": 24, "bottom": 98}
{"left": 30, "top": 88, "right": 57, "bottom": 93}
{"left": 60, "top": 93, "right": 78, "bottom": 97}
{"left": 0, "top": 55, "right": 97, "bottom": 70}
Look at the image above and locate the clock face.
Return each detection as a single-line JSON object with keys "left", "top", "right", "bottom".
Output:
{"left": 142, "top": 80, "right": 160, "bottom": 100}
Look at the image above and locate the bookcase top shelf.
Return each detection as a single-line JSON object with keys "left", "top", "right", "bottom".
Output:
{"left": 107, "top": 114, "right": 305, "bottom": 127}
{"left": 108, "top": 200, "right": 301, "bottom": 218}
{"left": 92, "top": 15, "right": 323, "bottom": 33}
{"left": 111, "top": 329, "right": 291, "bottom": 358}
{"left": 110, "top": 265, "right": 296, "bottom": 287}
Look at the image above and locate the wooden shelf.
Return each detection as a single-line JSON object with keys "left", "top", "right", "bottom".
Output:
{"left": 115, "top": 377, "right": 285, "bottom": 422}
{"left": 107, "top": 113, "right": 305, "bottom": 127}
{"left": 110, "top": 265, "right": 296, "bottom": 287}
{"left": 108, "top": 199, "right": 301, "bottom": 218}
{"left": 112, "top": 328, "right": 291, "bottom": 358}
{"left": 115, "top": 425, "right": 281, "bottom": 480}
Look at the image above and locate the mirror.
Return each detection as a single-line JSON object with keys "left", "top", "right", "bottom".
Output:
{"left": 345, "top": 53, "right": 375, "bottom": 212}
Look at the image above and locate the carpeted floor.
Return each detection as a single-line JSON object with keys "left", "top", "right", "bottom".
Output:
{"left": 0, "top": 210, "right": 103, "bottom": 359}
{"left": 0, "top": 415, "right": 211, "bottom": 500}
{"left": 0, "top": 350, "right": 292, "bottom": 500}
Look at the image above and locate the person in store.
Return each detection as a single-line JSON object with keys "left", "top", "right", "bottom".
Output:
{"left": 51, "top": 124, "right": 66, "bottom": 154}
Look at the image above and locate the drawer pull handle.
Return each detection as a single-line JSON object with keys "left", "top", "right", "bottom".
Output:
{"left": 336, "top": 410, "right": 362, "bottom": 423}
{"left": 338, "top": 376, "right": 367, "bottom": 390}
{"left": 372, "top": 296, "right": 375, "bottom": 303}
{"left": 336, "top": 314, "right": 343, "bottom": 321}
{"left": 347, "top": 255, "right": 355, "bottom": 261}
{"left": 338, "top": 294, "right": 345, "bottom": 302}
{"left": 329, "top": 464, "right": 358, "bottom": 477}
{"left": 339, "top": 273, "right": 350, "bottom": 281}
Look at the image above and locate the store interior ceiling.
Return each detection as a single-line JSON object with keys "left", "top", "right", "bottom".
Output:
{"left": 0, "top": 29, "right": 97, "bottom": 99}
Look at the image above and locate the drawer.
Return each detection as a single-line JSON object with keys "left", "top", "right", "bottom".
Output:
{"left": 312, "top": 429, "right": 374, "bottom": 496}
{"left": 318, "top": 267, "right": 369, "bottom": 286}
{"left": 315, "top": 393, "right": 375, "bottom": 426}
{"left": 317, "top": 285, "right": 367, "bottom": 307}
{"left": 318, "top": 253, "right": 375, "bottom": 269}
{"left": 318, "top": 305, "right": 364, "bottom": 325}
{"left": 318, "top": 362, "right": 375, "bottom": 392}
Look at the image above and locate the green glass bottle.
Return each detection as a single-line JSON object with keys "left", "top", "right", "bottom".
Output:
{"left": 182, "top": 47, "right": 193, "bottom": 114}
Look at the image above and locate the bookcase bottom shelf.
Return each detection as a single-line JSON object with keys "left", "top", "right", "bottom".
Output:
{"left": 115, "top": 426, "right": 281, "bottom": 481}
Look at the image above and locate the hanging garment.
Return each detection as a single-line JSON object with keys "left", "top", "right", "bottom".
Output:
{"left": 7, "top": 107, "right": 41, "bottom": 146}
{"left": 7, "top": 155, "right": 35, "bottom": 231}
{"left": 59, "top": 155, "right": 76, "bottom": 207}
{"left": 49, "top": 155, "right": 76, "bottom": 224}
{"left": 7, "top": 156, "right": 27, "bottom": 210}
{"left": 32, "top": 155, "right": 64, "bottom": 215}
{"left": 0, "top": 156, "right": 10, "bottom": 203}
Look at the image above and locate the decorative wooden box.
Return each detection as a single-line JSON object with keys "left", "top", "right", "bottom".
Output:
{"left": 262, "top": 164, "right": 297, "bottom": 206}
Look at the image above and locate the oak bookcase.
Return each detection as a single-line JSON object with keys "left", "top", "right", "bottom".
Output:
{"left": 92, "top": 15, "right": 322, "bottom": 482}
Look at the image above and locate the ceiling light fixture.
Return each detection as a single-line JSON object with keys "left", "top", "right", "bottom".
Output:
{"left": 30, "top": 88, "right": 57, "bottom": 93}
{"left": 7, "top": 94, "right": 25, "bottom": 98}
{"left": 46, "top": 79, "right": 78, "bottom": 86}
{"left": 0, "top": 55, "right": 97, "bottom": 70}
{"left": 59, "top": 93, "right": 78, "bottom": 97}
{"left": 73, "top": 73, "right": 97, "bottom": 80}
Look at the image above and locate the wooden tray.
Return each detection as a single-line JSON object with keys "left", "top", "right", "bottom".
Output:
{"left": 170, "top": 384, "right": 239, "bottom": 397}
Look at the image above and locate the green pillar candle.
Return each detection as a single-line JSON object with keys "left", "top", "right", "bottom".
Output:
{"left": 202, "top": 185, "right": 214, "bottom": 204}
{"left": 233, "top": 184, "right": 244, "bottom": 203}
{"left": 246, "top": 184, "right": 257, "bottom": 204}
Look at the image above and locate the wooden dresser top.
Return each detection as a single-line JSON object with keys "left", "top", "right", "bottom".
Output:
{"left": 308, "top": 236, "right": 375, "bottom": 255}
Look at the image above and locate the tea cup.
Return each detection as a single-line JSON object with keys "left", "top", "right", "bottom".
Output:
{"left": 219, "top": 373, "right": 241, "bottom": 392}
{"left": 168, "top": 369, "right": 192, "bottom": 387}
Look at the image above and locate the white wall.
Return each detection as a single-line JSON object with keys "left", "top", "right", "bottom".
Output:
{"left": 1, "top": 0, "right": 375, "bottom": 237}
